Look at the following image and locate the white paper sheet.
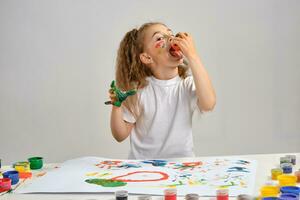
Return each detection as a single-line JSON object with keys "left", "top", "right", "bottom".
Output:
{"left": 16, "top": 156, "right": 257, "bottom": 196}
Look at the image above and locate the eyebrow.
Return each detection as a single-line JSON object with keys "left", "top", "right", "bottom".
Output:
{"left": 152, "top": 28, "right": 173, "bottom": 38}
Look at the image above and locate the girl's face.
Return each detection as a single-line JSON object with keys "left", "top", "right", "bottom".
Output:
{"left": 140, "top": 24, "right": 183, "bottom": 68}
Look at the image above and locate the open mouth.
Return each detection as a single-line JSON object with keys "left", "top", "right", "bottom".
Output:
{"left": 169, "top": 45, "right": 182, "bottom": 59}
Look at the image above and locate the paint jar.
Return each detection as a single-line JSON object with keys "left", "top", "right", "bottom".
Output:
{"left": 19, "top": 172, "right": 32, "bottom": 179}
{"left": 279, "top": 193, "right": 299, "bottom": 200}
{"left": 280, "top": 186, "right": 300, "bottom": 195}
{"left": 261, "top": 197, "right": 278, "bottom": 200}
{"left": 185, "top": 193, "right": 200, "bottom": 200}
{"left": 237, "top": 194, "right": 253, "bottom": 200}
{"left": 271, "top": 168, "right": 283, "bottom": 180}
{"left": 281, "top": 163, "right": 293, "bottom": 174}
{"left": 280, "top": 157, "right": 292, "bottom": 165}
{"left": 28, "top": 157, "right": 43, "bottom": 170}
{"left": 3, "top": 170, "right": 19, "bottom": 185}
{"left": 294, "top": 170, "right": 300, "bottom": 183}
{"left": 138, "top": 195, "right": 152, "bottom": 200}
{"left": 277, "top": 174, "right": 297, "bottom": 187}
{"left": 14, "top": 161, "right": 31, "bottom": 173}
{"left": 115, "top": 190, "right": 128, "bottom": 200}
{"left": 164, "top": 188, "right": 177, "bottom": 200}
{"left": 285, "top": 155, "right": 296, "bottom": 165}
{"left": 0, "top": 178, "right": 11, "bottom": 192}
{"left": 216, "top": 188, "right": 229, "bottom": 200}
{"left": 260, "top": 185, "right": 280, "bottom": 197}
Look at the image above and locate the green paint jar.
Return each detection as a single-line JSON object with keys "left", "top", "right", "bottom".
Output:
{"left": 28, "top": 157, "right": 43, "bottom": 170}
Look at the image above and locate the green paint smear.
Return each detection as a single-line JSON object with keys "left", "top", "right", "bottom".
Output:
{"left": 85, "top": 179, "right": 127, "bottom": 187}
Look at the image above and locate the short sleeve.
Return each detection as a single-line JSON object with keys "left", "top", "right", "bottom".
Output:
{"left": 122, "top": 106, "right": 136, "bottom": 123}
{"left": 183, "top": 75, "right": 200, "bottom": 112}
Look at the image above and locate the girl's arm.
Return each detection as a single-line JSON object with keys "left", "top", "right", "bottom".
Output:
{"left": 188, "top": 56, "right": 216, "bottom": 111}
{"left": 110, "top": 105, "right": 134, "bottom": 142}
{"left": 173, "top": 33, "right": 216, "bottom": 112}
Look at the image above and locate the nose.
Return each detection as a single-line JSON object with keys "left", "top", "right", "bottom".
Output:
{"left": 167, "top": 36, "right": 174, "bottom": 43}
{"left": 170, "top": 35, "right": 175, "bottom": 40}
{"left": 163, "top": 34, "right": 173, "bottom": 42}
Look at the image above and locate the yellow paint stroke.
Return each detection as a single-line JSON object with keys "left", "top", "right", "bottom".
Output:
{"left": 189, "top": 179, "right": 203, "bottom": 186}
{"left": 86, "top": 172, "right": 99, "bottom": 176}
{"left": 240, "top": 181, "right": 246, "bottom": 188}
{"left": 86, "top": 172, "right": 112, "bottom": 177}
{"left": 97, "top": 172, "right": 112, "bottom": 177}
{"left": 188, "top": 180, "right": 196, "bottom": 186}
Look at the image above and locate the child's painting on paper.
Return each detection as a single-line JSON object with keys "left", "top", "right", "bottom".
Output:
{"left": 16, "top": 156, "right": 257, "bottom": 196}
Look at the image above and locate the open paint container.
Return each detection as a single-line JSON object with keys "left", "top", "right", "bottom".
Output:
{"left": 28, "top": 157, "right": 43, "bottom": 170}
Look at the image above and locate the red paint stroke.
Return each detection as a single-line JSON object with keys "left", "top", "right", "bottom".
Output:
{"left": 182, "top": 161, "right": 202, "bottom": 167}
{"left": 111, "top": 171, "right": 169, "bottom": 182}
{"left": 96, "top": 160, "right": 122, "bottom": 169}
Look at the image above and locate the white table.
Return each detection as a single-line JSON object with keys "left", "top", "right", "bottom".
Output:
{"left": 1, "top": 153, "right": 299, "bottom": 200}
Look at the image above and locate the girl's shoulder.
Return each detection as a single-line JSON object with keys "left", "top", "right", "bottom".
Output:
{"left": 136, "top": 75, "right": 195, "bottom": 95}
{"left": 136, "top": 75, "right": 195, "bottom": 89}
{"left": 182, "top": 75, "right": 195, "bottom": 87}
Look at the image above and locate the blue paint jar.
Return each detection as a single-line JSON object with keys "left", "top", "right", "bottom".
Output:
{"left": 281, "top": 186, "right": 300, "bottom": 195}
{"left": 3, "top": 170, "right": 19, "bottom": 185}
{"left": 262, "top": 197, "right": 279, "bottom": 200}
{"left": 281, "top": 163, "right": 293, "bottom": 174}
{"left": 279, "top": 193, "right": 299, "bottom": 200}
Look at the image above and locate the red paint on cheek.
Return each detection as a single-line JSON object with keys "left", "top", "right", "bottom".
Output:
{"left": 155, "top": 41, "right": 165, "bottom": 48}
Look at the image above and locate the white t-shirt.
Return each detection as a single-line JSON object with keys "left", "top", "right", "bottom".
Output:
{"left": 122, "top": 74, "right": 200, "bottom": 159}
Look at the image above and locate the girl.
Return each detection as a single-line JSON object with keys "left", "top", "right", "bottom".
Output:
{"left": 108, "top": 22, "right": 216, "bottom": 159}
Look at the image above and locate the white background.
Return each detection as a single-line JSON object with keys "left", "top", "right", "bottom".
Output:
{"left": 0, "top": 0, "right": 299, "bottom": 165}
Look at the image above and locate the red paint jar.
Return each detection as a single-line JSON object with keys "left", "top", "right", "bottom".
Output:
{"left": 164, "top": 188, "right": 177, "bottom": 200}
{"left": 0, "top": 178, "right": 12, "bottom": 192}
{"left": 217, "top": 188, "right": 229, "bottom": 200}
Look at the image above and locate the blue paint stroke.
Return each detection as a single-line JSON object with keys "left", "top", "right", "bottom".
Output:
{"left": 142, "top": 160, "right": 167, "bottom": 167}
{"left": 227, "top": 167, "right": 249, "bottom": 173}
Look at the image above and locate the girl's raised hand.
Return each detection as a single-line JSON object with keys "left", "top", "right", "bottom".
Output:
{"left": 171, "top": 32, "right": 198, "bottom": 60}
{"left": 105, "top": 80, "right": 137, "bottom": 107}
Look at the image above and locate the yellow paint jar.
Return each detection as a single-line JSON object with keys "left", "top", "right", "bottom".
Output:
{"left": 271, "top": 168, "right": 283, "bottom": 180}
{"left": 277, "top": 174, "right": 297, "bottom": 186}
{"left": 260, "top": 185, "right": 280, "bottom": 197}
{"left": 14, "top": 161, "right": 30, "bottom": 173}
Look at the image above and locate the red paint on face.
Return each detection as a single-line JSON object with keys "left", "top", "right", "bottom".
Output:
{"left": 155, "top": 40, "right": 165, "bottom": 48}
{"left": 171, "top": 44, "right": 180, "bottom": 51}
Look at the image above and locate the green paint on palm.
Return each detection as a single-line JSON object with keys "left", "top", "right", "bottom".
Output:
{"left": 85, "top": 178, "right": 127, "bottom": 187}
{"left": 106, "top": 80, "right": 136, "bottom": 107}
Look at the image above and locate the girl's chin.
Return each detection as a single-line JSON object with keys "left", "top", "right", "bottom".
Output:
{"left": 171, "top": 57, "right": 184, "bottom": 64}
{"left": 167, "top": 53, "right": 183, "bottom": 61}
{"left": 161, "top": 52, "right": 183, "bottom": 66}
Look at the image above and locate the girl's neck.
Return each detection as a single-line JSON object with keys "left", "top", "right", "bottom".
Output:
{"left": 151, "top": 66, "right": 178, "bottom": 80}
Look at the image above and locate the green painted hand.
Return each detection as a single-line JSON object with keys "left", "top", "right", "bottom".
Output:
{"left": 105, "top": 80, "right": 136, "bottom": 107}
